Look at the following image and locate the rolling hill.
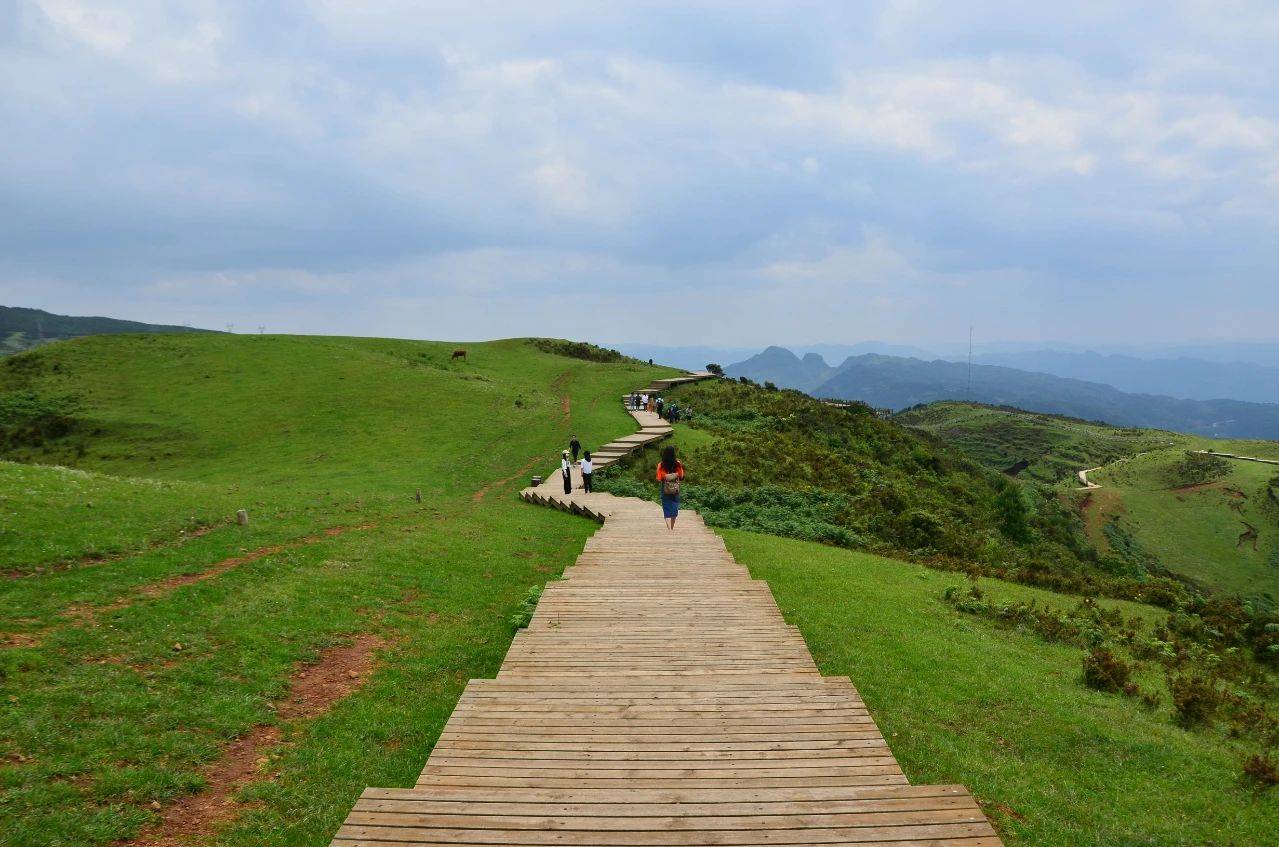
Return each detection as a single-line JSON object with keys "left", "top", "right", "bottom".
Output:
{"left": 727, "top": 346, "right": 1279, "bottom": 439}
{"left": 0, "top": 333, "right": 674, "bottom": 845}
{"left": 0, "top": 305, "right": 211, "bottom": 355}
{"left": 896, "top": 400, "right": 1279, "bottom": 602}
{"left": 2, "top": 335, "right": 1275, "bottom": 845}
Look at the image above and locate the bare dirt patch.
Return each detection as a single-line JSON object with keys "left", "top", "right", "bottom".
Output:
{"left": 472, "top": 456, "right": 542, "bottom": 503}
{"left": 3, "top": 522, "right": 228, "bottom": 580}
{"left": 117, "top": 633, "right": 386, "bottom": 847}
{"left": 4, "top": 523, "right": 378, "bottom": 651}
{"left": 1169, "top": 480, "right": 1225, "bottom": 494}
{"left": 135, "top": 522, "right": 376, "bottom": 600}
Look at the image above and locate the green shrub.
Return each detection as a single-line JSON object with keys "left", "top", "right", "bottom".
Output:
{"left": 0, "top": 390, "right": 80, "bottom": 447}
{"left": 1242, "top": 751, "right": 1279, "bottom": 786}
{"left": 530, "top": 338, "right": 630, "bottom": 363}
{"left": 510, "top": 584, "right": 545, "bottom": 629}
{"left": 1082, "top": 647, "right": 1132, "bottom": 693}
{"left": 1165, "top": 451, "right": 1229, "bottom": 487}
{"left": 1169, "top": 673, "right": 1222, "bottom": 728}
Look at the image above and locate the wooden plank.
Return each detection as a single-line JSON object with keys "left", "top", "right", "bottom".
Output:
{"left": 330, "top": 376, "right": 1003, "bottom": 847}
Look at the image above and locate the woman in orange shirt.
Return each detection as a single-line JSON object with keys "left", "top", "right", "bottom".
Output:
{"left": 656, "top": 445, "right": 685, "bottom": 530}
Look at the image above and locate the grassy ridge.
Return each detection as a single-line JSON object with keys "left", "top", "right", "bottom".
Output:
{"left": 895, "top": 401, "right": 1174, "bottom": 483}
{"left": 895, "top": 400, "right": 1279, "bottom": 604}
{"left": 1088, "top": 450, "right": 1279, "bottom": 600}
{"left": 726, "top": 529, "right": 1279, "bottom": 846}
{"left": 0, "top": 334, "right": 673, "bottom": 846}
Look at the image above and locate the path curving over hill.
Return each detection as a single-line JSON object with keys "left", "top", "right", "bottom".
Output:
{"left": 328, "top": 372, "right": 1004, "bottom": 847}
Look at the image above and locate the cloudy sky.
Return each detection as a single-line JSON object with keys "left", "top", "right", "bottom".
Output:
{"left": 3, "top": 1, "right": 1277, "bottom": 347}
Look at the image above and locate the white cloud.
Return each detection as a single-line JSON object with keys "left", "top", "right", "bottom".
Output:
{"left": 4, "top": 2, "right": 1279, "bottom": 344}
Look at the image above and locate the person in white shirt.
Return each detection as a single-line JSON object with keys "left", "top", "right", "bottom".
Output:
{"left": 579, "top": 451, "right": 594, "bottom": 493}
{"left": 560, "top": 450, "right": 572, "bottom": 494}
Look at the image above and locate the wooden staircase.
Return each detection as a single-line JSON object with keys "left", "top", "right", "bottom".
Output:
{"left": 329, "top": 373, "right": 1003, "bottom": 846}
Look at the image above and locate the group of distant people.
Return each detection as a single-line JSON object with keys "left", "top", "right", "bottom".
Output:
{"left": 560, "top": 435, "right": 594, "bottom": 494}
{"left": 626, "top": 392, "right": 690, "bottom": 423}
{"left": 556, "top": 419, "right": 688, "bottom": 530}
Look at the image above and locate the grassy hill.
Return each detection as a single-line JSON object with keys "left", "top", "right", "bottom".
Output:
{"left": 726, "top": 531, "right": 1278, "bottom": 845}
{"left": 895, "top": 401, "right": 1176, "bottom": 483}
{"left": 0, "top": 334, "right": 673, "bottom": 846}
{"left": 3, "top": 337, "right": 1275, "bottom": 845}
{"left": 896, "top": 400, "right": 1279, "bottom": 604}
{"left": 1086, "top": 449, "right": 1279, "bottom": 600}
{"left": 0, "top": 305, "right": 210, "bottom": 355}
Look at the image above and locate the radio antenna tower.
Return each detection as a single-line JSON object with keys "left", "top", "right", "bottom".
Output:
{"left": 966, "top": 324, "right": 973, "bottom": 400}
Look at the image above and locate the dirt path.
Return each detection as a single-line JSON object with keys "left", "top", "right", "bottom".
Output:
{"left": 119, "top": 634, "right": 386, "bottom": 847}
{"left": 3, "top": 522, "right": 227, "bottom": 579}
{"left": 3, "top": 523, "right": 378, "bottom": 651}
{"left": 472, "top": 455, "right": 542, "bottom": 502}
{"left": 1194, "top": 450, "right": 1279, "bottom": 466}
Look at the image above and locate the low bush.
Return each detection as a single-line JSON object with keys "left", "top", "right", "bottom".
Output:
{"left": 510, "top": 584, "right": 545, "bottom": 629}
{"left": 1082, "top": 647, "right": 1132, "bottom": 693}
{"left": 1165, "top": 450, "right": 1230, "bottom": 487}
{"left": 1242, "top": 751, "right": 1279, "bottom": 786}
{"left": 530, "top": 338, "right": 631, "bottom": 363}
{"left": 1169, "top": 673, "right": 1223, "bottom": 728}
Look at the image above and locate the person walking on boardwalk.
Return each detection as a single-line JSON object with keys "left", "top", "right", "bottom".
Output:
{"left": 656, "top": 445, "right": 685, "bottom": 530}
{"left": 569, "top": 434, "right": 581, "bottom": 461}
{"left": 655, "top": 396, "right": 665, "bottom": 418}
{"left": 560, "top": 450, "right": 572, "bottom": 495}
{"left": 580, "top": 451, "right": 594, "bottom": 493}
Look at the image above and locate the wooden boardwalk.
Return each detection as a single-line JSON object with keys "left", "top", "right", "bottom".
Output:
{"left": 330, "top": 374, "right": 1003, "bottom": 846}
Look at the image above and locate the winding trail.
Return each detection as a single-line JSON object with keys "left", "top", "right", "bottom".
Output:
{"left": 329, "top": 372, "right": 1002, "bottom": 847}
{"left": 1192, "top": 450, "right": 1279, "bottom": 466}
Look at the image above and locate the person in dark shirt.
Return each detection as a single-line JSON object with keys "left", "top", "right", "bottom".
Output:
{"left": 569, "top": 435, "right": 581, "bottom": 461}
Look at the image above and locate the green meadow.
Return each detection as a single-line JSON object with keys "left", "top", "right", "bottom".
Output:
{"left": 0, "top": 334, "right": 672, "bottom": 846}
{"left": 1, "top": 334, "right": 1275, "bottom": 846}
{"left": 726, "top": 530, "right": 1279, "bottom": 846}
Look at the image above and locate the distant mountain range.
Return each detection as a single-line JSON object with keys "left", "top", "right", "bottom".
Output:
{"left": 1, "top": 306, "right": 211, "bottom": 355}
{"left": 967, "top": 349, "right": 1279, "bottom": 405}
{"left": 620, "top": 339, "right": 1279, "bottom": 405}
{"left": 726, "top": 346, "right": 1279, "bottom": 440}
{"left": 613, "top": 342, "right": 936, "bottom": 373}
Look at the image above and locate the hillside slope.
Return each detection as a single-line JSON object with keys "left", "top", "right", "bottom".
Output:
{"left": 895, "top": 401, "right": 1175, "bottom": 483}
{"left": 0, "top": 305, "right": 211, "bottom": 355}
{"left": 0, "top": 334, "right": 674, "bottom": 847}
{"left": 897, "top": 400, "right": 1279, "bottom": 603}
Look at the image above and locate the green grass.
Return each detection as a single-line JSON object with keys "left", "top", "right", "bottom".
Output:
{"left": 0, "top": 462, "right": 240, "bottom": 572}
{"left": 725, "top": 528, "right": 1278, "bottom": 846}
{"left": 896, "top": 401, "right": 1175, "bottom": 483}
{"left": 0, "top": 334, "right": 675, "bottom": 846}
{"left": 898, "top": 400, "right": 1279, "bottom": 602}
{"left": 1089, "top": 449, "right": 1279, "bottom": 602}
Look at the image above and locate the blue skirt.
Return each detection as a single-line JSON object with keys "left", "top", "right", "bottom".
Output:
{"left": 661, "top": 493, "right": 680, "bottom": 518}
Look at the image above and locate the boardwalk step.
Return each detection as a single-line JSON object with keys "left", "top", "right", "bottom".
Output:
{"left": 331, "top": 374, "right": 1002, "bottom": 847}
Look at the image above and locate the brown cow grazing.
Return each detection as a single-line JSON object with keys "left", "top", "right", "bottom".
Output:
{"left": 451, "top": 349, "right": 467, "bottom": 361}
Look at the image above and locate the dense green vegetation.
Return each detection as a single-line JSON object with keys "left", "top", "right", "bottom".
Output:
{"left": 0, "top": 334, "right": 672, "bottom": 846}
{"left": 895, "top": 400, "right": 1279, "bottom": 605}
{"left": 596, "top": 378, "right": 1056, "bottom": 560}
{"left": 726, "top": 530, "right": 1279, "bottom": 845}
{"left": 895, "top": 401, "right": 1173, "bottom": 483}
{"left": 0, "top": 305, "right": 209, "bottom": 356}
